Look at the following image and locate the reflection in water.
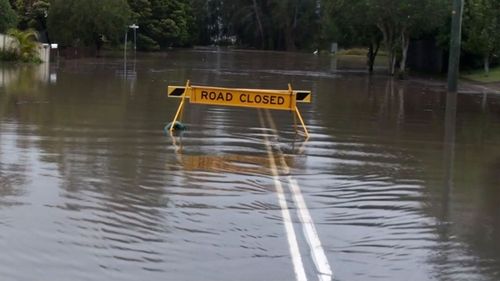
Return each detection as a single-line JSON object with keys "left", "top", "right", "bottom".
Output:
{"left": 0, "top": 63, "right": 57, "bottom": 89}
{"left": 1, "top": 51, "right": 500, "bottom": 281}
{"left": 443, "top": 92, "right": 457, "bottom": 199}
{"left": 433, "top": 91, "right": 457, "bottom": 281}
{"left": 117, "top": 52, "right": 137, "bottom": 94}
{"left": 177, "top": 153, "right": 294, "bottom": 176}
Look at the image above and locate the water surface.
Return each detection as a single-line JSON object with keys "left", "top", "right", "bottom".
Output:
{"left": 1, "top": 50, "right": 500, "bottom": 281}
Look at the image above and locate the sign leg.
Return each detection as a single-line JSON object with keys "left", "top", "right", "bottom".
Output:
{"left": 169, "top": 80, "right": 190, "bottom": 132}
{"left": 169, "top": 99, "right": 186, "bottom": 132}
{"left": 294, "top": 106, "right": 309, "bottom": 139}
{"left": 292, "top": 110, "right": 298, "bottom": 134}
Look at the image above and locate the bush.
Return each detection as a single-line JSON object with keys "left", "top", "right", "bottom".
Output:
{"left": 7, "top": 28, "right": 41, "bottom": 63}
{"left": 137, "top": 34, "right": 160, "bottom": 51}
{"left": 0, "top": 50, "right": 20, "bottom": 61}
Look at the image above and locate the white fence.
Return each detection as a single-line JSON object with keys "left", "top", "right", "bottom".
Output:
{"left": 0, "top": 33, "right": 17, "bottom": 51}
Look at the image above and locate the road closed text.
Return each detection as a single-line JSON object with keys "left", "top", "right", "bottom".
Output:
{"left": 191, "top": 88, "right": 295, "bottom": 110}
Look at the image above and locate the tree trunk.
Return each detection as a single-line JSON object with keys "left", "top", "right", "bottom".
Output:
{"left": 367, "top": 37, "right": 380, "bottom": 74}
{"left": 368, "top": 44, "right": 374, "bottom": 72}
{"left": 252, "top": 0, "right": 265, "bottom": 49}
{"left": 391, "top": 55, "right": 397, "bottom": 75}
{"left": 399, "top": 29, "right": 410, "bottom": 79}
{"left": 377, "top": 21, "right": 395, "bottom": 75}
{"left": 484, "top": 56, "right": 490, "bottom": 76}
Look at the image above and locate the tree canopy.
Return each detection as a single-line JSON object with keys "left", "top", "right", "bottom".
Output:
{"left": 3, "top": 0, "right": 498, "bottom": 74}
{"left": 0, "top": 0, "right": 17, "bottom": 32}
{"left": 463, "top": 0, "right": 500, "bottom": 75}
{"left": 127, "top": 0, "right": 195, "bottom": 50}
{"left": 47, "top": 0, "right": 131, "bottom": 49}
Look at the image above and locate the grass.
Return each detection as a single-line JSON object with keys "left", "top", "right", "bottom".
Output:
{"left": 462, "top": 67, "right": 500, "bottom": 83}
{"left": 336, "top": 47, "right": 388, "bottom": 57}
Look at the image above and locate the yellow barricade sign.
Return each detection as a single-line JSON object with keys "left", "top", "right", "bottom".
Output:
{"left": 190, "top": 86, "right": 295, "bottom": 111}
{"left": 168, "top": 86, "right": 312, "bottom": 104}
{"left": 166, "top": 81, "right": 311, "bottom": 138}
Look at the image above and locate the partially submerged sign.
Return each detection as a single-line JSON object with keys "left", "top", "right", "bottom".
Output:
{"left": 168, "top": 85, "right": 312, "bottom": 104}
{"left": 167, "top": 81, "right": 311, "bottom": 137}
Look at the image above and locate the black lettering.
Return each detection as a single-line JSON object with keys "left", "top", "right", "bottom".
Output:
{"left": 255, "top": 95, "right": 262, "bottom": 103}
{"left": 217, "top": 92, "right": 224, "bottom": 101}
{"left": 277, "top": 96, "right": 285, "bottom": 105}
{"left": 270, "top": 96, "right": 276, "bottom": 104}
{"left": 209, "top": 92, "right": 216, "bottom": 100}
{"left": 240, "top": 94, "right": 246, "bottom": 103}
{"left": 226, "top": 92, "right": 233, "bottom": 101}
{"left": 262, "top": 95, "right": 269, "bottom": 104}
{"left": 247, "top": 94, "right": 254, "bottom": 103}
{"left": 201, "top": 91, "right": 208, "bottom": 99}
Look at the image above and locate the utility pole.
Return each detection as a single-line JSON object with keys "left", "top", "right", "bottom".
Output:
{"left": 447, "top": 0, "right": 464, "bottom": 93}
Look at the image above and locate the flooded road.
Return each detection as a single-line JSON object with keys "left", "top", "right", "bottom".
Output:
{"left": 1, "top": 49, "right": 500, "bottom": 281}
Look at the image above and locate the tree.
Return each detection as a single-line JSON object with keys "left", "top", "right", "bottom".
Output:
{"left": 0, "top": 0, "right": 17, "bottom": 32}
{"left": 189, "top": 0, "right": 226, "bottom": 45}
{"left": 127, "top": 0, "right": 195, "bottom": 49}
{"left": 328, "top": 0, "right": 382, "bottom": 73}
{"left": 7, "top": 28, "right": 40, "bottom": 62}
{"left": 47, "top": 0, "right": 131, "bottom": 50}
{"left": 364, "top": 0, "right": 447, "bottom": 76}
{"left": 13, "top": 0, "right": 50, "bottom": 31}
{"left": 463, "top": 0, "right": 500, "bottom": 75}
{"left": 221, "top": 0, "right": 320, "bottom": 51}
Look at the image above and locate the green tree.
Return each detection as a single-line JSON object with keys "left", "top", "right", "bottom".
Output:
{"left": 47, "top": 0, "right": 131, "bottom": 50}
{"left": 7, "top": 28, "right": 40, "bottom": 62}
{"left": 128, "top": 0, "right": 158, "bottom": 50}
{"left": 14, "top": 0, "right": 50, "bottom": 31}
{"left": 322, "top": 0, "right": 447, "bottom": 75}
{"left": 0, "top": 0, "right": 17, "bottom": 32}
{"left": 222, "top": 0, "right": 320, "bottom": 50}
{"left": 127, "top": 0, "right": 195, "bottom": 49}
{"left": 189, "top": 0, "right": 225, "bottom": 45}
{"left": 328, "top": 0, "right": 382, "bottom": 73}
{"left": 362, "top": 0, "right": 447, "bottom": 75}
{"left": 463, "top": 0, "right": 500, "bottom": 75}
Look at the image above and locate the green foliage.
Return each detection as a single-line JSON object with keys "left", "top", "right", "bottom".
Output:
{"left": 0, "top": 49, "right": 20, "bottom": 61}
{"left": 332, "top": 0, "right": 448, "bottom": 74}
{"left": 463, "top": 0, "right": 500, "bottom": 67}
{"left": 4, "top": 28, "right": 41, "bottom": 63}
{"left": 216, "top": 0, "right": 321, "bottom": 50}
{"left": 463, "top": 66, "right": 500, "bottom": 82}
{"left": 0, "top": 0, "right": 17, "bottom": 32}
{"left": 12, "top": 0, "right": 50, "bottom": 30}
{"left": 47, "top": 0, "right": 131, "bottom": 49}
{"left": 128, "top": 0, "right": 195, "bottom": 49}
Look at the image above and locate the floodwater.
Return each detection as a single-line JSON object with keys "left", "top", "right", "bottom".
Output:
{"left": 1, "top": 49, "right": 500, "bottom": 281}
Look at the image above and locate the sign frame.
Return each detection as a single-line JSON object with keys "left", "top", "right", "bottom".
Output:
{"left": 167, "top": 81, "right": 310, "bottom": 138}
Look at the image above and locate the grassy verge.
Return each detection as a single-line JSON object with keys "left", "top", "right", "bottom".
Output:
{"left": 336, "top": 47, "right": 388, "bottom": 57}
{"left": 462, "top": 67, "right": 500, "bottom": 83}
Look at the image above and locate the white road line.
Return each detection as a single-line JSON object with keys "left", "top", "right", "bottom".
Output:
{"left": 265, "top": 110, "right": 334, "bottom": 281}
{"left": 258, "top": 111, "right": 308, "bottom": 281}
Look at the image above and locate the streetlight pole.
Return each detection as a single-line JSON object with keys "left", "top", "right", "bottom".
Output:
{"left": 447, "top": 0, "right": 464, "bottom": 93}
{"left": 129, "top": 24, "right": 139, "bottom": 53}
